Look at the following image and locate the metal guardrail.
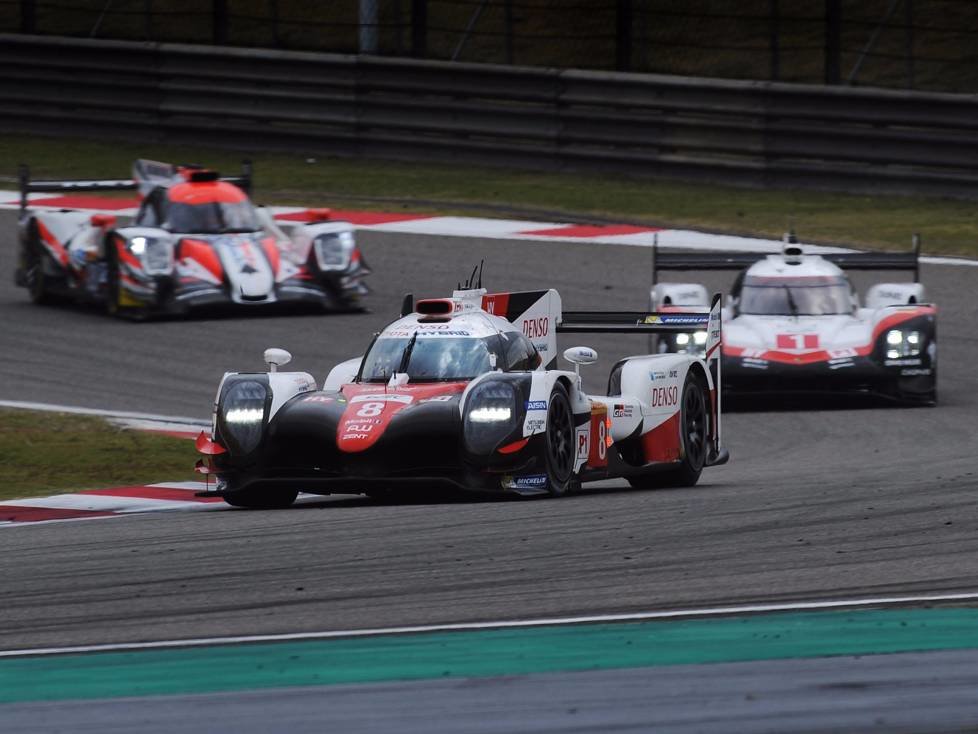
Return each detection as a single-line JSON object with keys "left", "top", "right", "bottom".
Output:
{"left": 2, "top": 33, "right": 977, "bottom": 198}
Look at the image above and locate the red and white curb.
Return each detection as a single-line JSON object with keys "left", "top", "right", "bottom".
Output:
{"left": 2, "top": 189, "right": 975, "bottom": 266}
{"left": 0, "top": 481, "right": 222, "bottom": 526}
{"left": 0, "top": 400, "right": 217, "bottom": 526}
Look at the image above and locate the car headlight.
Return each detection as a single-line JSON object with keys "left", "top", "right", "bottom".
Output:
{"left": 885, "top": 329, "right": 922, "bottom": 359}
{"left": 313, "top": 231, "right": 355, "bottom": 271}
{"left": 220, "top": 380, "right": 267, "bottom": 454}
{"left": 129, "top": 236, "right": 173, "bottom": 275}
{"left": 674, "top": 331, "right": 706, "bottom": 354}
{"left": 464, "top": 381, "right": 519, "bottom": 454}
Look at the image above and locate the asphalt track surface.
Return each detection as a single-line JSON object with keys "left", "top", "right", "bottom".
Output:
{"left": 6, "top": 649, "right": 978, "bottom": 734}
{"left": 3, "top": 209, "right": 978, "bottom": 730}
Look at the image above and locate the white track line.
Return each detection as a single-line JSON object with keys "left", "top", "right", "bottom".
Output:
{"left": 2, "top": 590, "right": 977, "bottom": 658}
{"left": 0, "top": 399, "right": 208, "bottom": 426}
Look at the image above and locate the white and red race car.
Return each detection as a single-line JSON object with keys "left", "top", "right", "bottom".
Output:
{"left": 196, "top": 284, "right": 728, "bottom": 508}
{"left": 15, "top": 160, "right": 369, "bottom": 317}
{"left": 649, "top": 241, "right": 936, "bottom": 405}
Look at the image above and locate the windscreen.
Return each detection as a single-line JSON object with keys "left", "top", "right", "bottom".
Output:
{"left": 164, "top": 201, "right": 260, "bottom": 234}
{"left": 360, "top": 336, "right": 500, "bottom": 382}
{"left": 739, "top": 276, "right": 853, "bottom": 316}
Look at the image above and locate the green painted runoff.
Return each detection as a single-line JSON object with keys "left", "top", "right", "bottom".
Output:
{"left": 3, "top": 607, "right": 978, "bottom": 703}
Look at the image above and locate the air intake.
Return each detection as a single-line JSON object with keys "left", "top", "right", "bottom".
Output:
{"left": 189, "top": 170, "right": 220, "bottom": 183}
{"left": 416, "top": 298, "right": 455, "bottom": 315}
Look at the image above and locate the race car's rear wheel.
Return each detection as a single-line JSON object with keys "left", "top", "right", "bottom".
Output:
{"left": 628, "top": 371, "right": 708, "bottom": 489}
{"left": 545, "top": 382, "right": 575, "bottom": 496}
{"left": 223, "top": 485, "right": 298, "bottom": 509}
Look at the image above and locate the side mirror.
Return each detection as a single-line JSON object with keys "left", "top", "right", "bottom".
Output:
{"left": 90, "top": 213, "right": 117, "bottom": 229}
{"left": 563, "top": 346, "right": 597, "bottom": 377}
{"left": 264, "top": 347, "right": 292, "bottom": 372}
{"left": 564, "top": 346, "right": 598, "bottom": 365}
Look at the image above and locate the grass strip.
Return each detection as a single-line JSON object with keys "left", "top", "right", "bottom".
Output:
{"left": 0, "top": 408, "right": 194, "bottom": 501}
{"left": 2, "top": 134, "right": 977, "bottom": 258}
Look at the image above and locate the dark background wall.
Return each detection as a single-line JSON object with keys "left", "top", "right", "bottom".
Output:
{"left": 3, "top": 0, "right": 977, "bottom": 92}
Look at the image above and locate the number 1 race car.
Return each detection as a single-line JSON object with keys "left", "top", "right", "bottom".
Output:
{"left": 648, "top": 239, "right": 936, "bottom": 404}
{"left": 15, "top": 159, "right": 370, "bottom": 317}
{"left": 195, "top": 286, "right": 729, "bottom": 508}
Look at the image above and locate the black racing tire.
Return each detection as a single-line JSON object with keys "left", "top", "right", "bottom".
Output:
{"left": 628, "top": 370, "right": 709, "bottom": 490}
{"left": 104, "top": 239, "right": 151, "bottom": 321}
{"left": 223, "top": 486, "right": 298, "bottom": 510}
{"left": 544, "top": 382, "right": 576, "bottom": 497}
{"left": 24, "top": 230, "right": 54, "bottom": 305}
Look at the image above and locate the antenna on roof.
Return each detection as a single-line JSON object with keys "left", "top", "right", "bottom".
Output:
{"left": 784, "top": 217, "right": 797, "bottom": 244}
{"left": 477, "top": 259, "right": 484, "bottom": 289}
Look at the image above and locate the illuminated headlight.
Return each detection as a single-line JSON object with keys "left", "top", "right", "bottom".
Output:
{"left": 464, "top": 381, "right": 518, "bottom": 454}
{"left": 675, "top": 331, "right": 706, "bottom": 354}
{"left": 130, "top": 236, "right": 173, "bottom": 275}
{"left": 469, "top": 405, "right": 512, "bottom": 423}
{"left": 885, "top": 329, "right": 922, "bottom": 359}
{"left": 220, "top": 380, "right": 267, "bottom": 454}
{"left": 313, "top": 231, "right": 355, "bottom": 270}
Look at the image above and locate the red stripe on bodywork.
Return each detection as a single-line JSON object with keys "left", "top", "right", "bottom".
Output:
{"left": 178, "top": 238, "right": 224, "bottom": 281}
{"left": 275, "top": 210, "right": 433, "bottom": 226}
{"left": 261, "top": 237, "right": 280, "bottom": 277}
{"left": 36, "top": 220, "right": 69, "bottom": 266}
{"left": 115, "top": 236, "right": 142, "bottom": 270}
{"left": 481, "top": 292, "right": 510, "bottom": 316}
{"left": 0, "top": 506, "right": 116, "bottom": 523}
{"left": 640, "top": 412, "right": 682, "bottom": 463}
{"left": 725, "top": 306, "right": 936, "bottom": 364}
{"left": 518, "top": 224, "right": 660, "bottom": 238}
{"left": 80, "top": 486, "right": 223, "bottom": 503}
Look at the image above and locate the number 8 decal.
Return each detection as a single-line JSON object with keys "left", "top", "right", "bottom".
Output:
{"left": 598, "top": 420, "right": 607, "bottom": 460}
{"left": 357, "top": 401, "right": 384, "bottom": 417}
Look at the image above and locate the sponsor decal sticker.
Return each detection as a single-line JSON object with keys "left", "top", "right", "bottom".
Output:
{"left": 524, "top": 418, "right": 545, "bottom": 432}
{"left": 651, "top": 385, "right": 679, "bottom": 407}
{"left": 576, "top": 428, "right": 589, "bottom": 460}
{"left": 642, "top": 314, "right": 708, "bottom": 326}
{"left": 510, "top": 474, "right": 548, "bottom": 488}
{"left": 522, "top": 317, "right": 549, "bottom": 339}
{"left": 526, "top": 400, "right": 547, "bottom": 411}
{"left": 885, "top": 358, "right": 922, "bottom": 367}
{"left": 350, "top": 394, "right": 413, "bottom": 404}
{"left": 419, "top": 395, "right": 455, "bottom": 403}
{"left": 612, "top": 404, "right": 633, "bottom": 418}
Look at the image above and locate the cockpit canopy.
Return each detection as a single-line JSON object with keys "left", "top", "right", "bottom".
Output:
{"left": 737, "top": 275, "right": 854, "bottom": 316}
{"left": 134, "top": 182, "right": 260, "bottom": 234}
{"left": 359, "top": 326, "right": 541, "bottom": 383}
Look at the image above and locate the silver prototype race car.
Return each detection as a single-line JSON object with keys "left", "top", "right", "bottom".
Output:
{"left": 649, "top": 239, "right": 936, "bottom": 405}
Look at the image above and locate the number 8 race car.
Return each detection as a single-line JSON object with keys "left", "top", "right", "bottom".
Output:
{"left": 15, "top": 159, "right": 369, "bottom": 317}
{"left": 196, "top": 286, "right": 729, "bottom": 508}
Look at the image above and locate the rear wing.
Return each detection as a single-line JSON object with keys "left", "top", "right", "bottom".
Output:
{"left": 652, "top": 237, "right": 921, "bottom": 283}
{"left": 559, "top": 293, "right": 725, "bottom": 464}
{"left": 17, "top": 159, "right": 253, "bottom": 214}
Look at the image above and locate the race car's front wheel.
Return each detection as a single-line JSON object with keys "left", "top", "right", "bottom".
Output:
{"left": 25, "top": 234, "right": 54, "bottom": 305}
{"left": 223, "top": 485, "right": 298, "bottom": 510}
{"left": 628, "top": 371, "right": 708, "bottom": 489}
{"left": 545, "top": 382, "right": 575, "bottom": 496}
